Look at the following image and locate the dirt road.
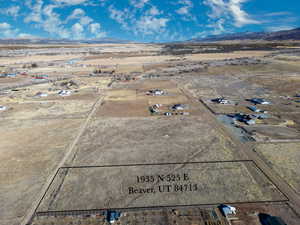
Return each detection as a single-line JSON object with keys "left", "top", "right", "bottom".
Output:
{"left": 23, "top": 79, "right": 300, "bottom": 225}
{"left": 21, "top": 91, "right": 106, "bottom": 225}
{"left": 181, "top": 86, "right": 300, "bottom": 215}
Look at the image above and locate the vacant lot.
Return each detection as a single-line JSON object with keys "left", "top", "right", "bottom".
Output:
{"left": 247, "top": 74, "right": 300, "bottom": 96}
{"left": 0, "top": 118, "right": 84, "bottom": 225}
{"left": 255, "top": 143, "right": 300, "bottom": 194}
{"left": 96, "top": 99, "right": 150, "bottom": 117}
{"left": 69, "top": 116, "right": 244, "bottom": 167}
{"left": 0, "top": 100, "right": 95, "bottom": 120}
{"left": 184, "top": 74, "right": 269, "bottom": 100}
{"left": 38, "top": 162, "right": 285, "bottom": 212}
{"left": 245, "top": 125, "right": 300, "bottom": 142}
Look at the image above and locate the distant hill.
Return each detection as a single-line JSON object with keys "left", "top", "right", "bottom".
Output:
{"left": 190, "top": 27, "right": 300, "bottom": 42}
{"left": 0, "top": 37, "right": 131, "bottom": 45}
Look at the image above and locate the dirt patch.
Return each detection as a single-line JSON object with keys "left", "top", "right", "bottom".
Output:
{"left": 105, "top": 89, "right": 138, "bottom": 101}
{"left": 95, "top": 99, "right": 150, "bottom": 117}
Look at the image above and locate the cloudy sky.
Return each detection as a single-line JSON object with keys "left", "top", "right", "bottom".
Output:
{"left": 0, "top": 0, "right": 299, "bottom": 42}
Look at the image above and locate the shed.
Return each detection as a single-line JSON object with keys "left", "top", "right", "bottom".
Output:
{"left": 148, "top": 89, "right": 164, "bottom": 96}
{"left": 220, "top": 205, "right": 236, "bottom": 217}
{"left": 106, "top": 211, "right": 121, "bottom": 223}
{"left": 6, "top": 73, "right": 17, "bottom": 77}
{"left": 248, "top": 106, "right": 260, "bottom": 112}
{"left": 172, "top": 104, "right": 185, "bottom": 110}
{"left": 36, "top": 92, "right": 48, "bottom": 97}
{"left": 58, "top": 90, "right": 71, "bottom": 96}
{"left": 246, "top": 119, "right": 256, "bottom": 125}
{"left": 212, "top": 98, "right": 230, "bottom": 104}
{"left": 250, "top": 98, "right": 271, "bottom": 105}
{"left": 259, "top": 213, "right": 287, "bottom": 225}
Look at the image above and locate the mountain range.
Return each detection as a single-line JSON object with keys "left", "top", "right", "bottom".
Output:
{"left": 0, "top": 28, "right": 299, "bottom": 44}
{"left": 0, "top": 37, "right": 131, "bottom": 45}
{"left": 190, "top": 27, "right": 300, "bottom": 42}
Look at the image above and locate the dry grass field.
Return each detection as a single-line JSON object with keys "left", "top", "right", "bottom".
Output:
{"left": 0, "top": 54, "right": 83, "bottom": 65}
{"left": 1, "top": 42, "right": 300, "bottom": 225}
{"left": 0, "top": 75, "right": 110, "bottom": 225}
{"left": 78, "top": 51, "right": 270, "bottom": 66}
{"left": 0, "top": 101, "right": 95, "bottom": 120}
{"left": 0, "top": 119, "right": 84, "bottom": 225}
{"left": 255, "top": 143, "right": 300, "bottom": 194}
{"left": 69, "top": 116, "right": 240, "bottom": 166}
{"left": 37, "top": 162, "right": 285, "bottom": 212}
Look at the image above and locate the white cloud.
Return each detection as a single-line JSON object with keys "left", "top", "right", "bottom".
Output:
{"left": 25, "top": 2, "right": 71, "bottom": 38}
{"left": 5, "top": 6, "right": 20, "bottom": 19}
{"left": 80, "top": 16, "right": 93, "bottom": 25}
{"left": 67, "top": 8, "right": 85, "bottom": 20}
{"left": 176, "top": 0, "right": 193, "bottom": 15}
{"left": 0, "top": 22, "right": 19, "bottom": 38}
{"left": 108, "top": 5, "right": 133, "bottom": 30}
{"left": 18, "top": 33, "right": 39, "bottom": 38}
{"left": 204, "top": 0, "right": 260, "bottom": 28}
{"left": 148, "top": 6, "right": 161, "bottom": 16}
{"left": 42, "top": 4, "right": 71, "bottom": 38}
{"left": 207, "top": 18, "right": 226, "bottom": 35}
{"left": 176, "top": 6, "right": 189, "bottom": 15}
{"left": 264, "top": 12, "right": 291, "bottom": 17}
{"left": 129, "top": 0, "right": 149, "bottom": 8}
{"left": 205, "top": 0, "right": 226, "bottom": 19}
{"left": 176, "top": 0, "right": 195, "bottom": 21}
{"left": 24, "top": 0, "right": 43, "bottom": 23}
{"left": 0, "top": 23, "right": 11, "bottom": 30}
{"left": 89, "top": 23, "right": 100, "bottom": 33}
{"left": 72, "top": 23, "right": 84, "bottom": 39}
{"left": 52, "top": 0, "right": 88, "bottom": 5}
{"left": 24, "top": 1, "right": 105, "bottom": 39}
{"left": 229, "top": 0, "right": 259, "bottom": 27}
{"left": 89, "top": 23, "right": 106, "bottom": 38}
{"left": 108, "top": 4, "right": 169, "bottom": 37}
{"left": 192, "top": 18, "right": 226, "bottom": 39}
{"left": 266, "top": 26, "right": 296, "bottom": 32}
{"left": 67, "top": 8, "right": 93, "bottom": 25}
{"left": 136, "top": 16, "right": 169, "bottom": 35}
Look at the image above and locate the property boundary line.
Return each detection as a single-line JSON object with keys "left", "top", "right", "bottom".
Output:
{"left": 61, "top": 160, "right": 253, "bottom": 169}
{"left": 33, "top": 160, "right": 289, "bottom": 219}
{"left": 35, "top": 199, "right": 289, "bottom": 217}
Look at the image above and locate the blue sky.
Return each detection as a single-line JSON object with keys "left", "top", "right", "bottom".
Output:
{"left": 0, "top": 0, "right": 299, "bottom": 42}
